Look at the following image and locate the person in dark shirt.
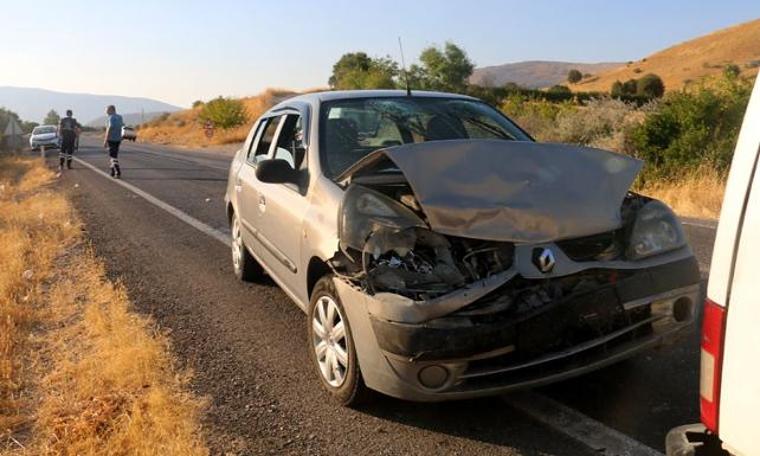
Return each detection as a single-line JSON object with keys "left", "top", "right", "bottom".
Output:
{"left": 57, "top": 110, "right": 80, "bottom": 171}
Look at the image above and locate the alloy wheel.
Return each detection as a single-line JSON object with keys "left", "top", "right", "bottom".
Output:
{"left": 312, "top": 295, "right": 349, "bottom": 387}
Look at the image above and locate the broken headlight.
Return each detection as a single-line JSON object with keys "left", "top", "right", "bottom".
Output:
{"left": 339, "top": 184, "right": 426, "bottom": 251}
{"left": 627, "top": 200, "right": 686, "bottom": 260}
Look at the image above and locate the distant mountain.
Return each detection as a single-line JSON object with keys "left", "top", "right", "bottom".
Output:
{"left": 86, "top": 111, "right": 170, "bottom": 128}
{"left": 470, "top": 61, "right": 623, "bottom": 88}
{"left": 0, "top": 87, "right": 182, "bottom": 124}
{"left": 571, "top": 18, "right": 760, "bottom": 93}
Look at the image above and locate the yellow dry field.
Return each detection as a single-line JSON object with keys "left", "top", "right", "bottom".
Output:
{"left": 571, "top": 18, "right": 760, "bottom": 93}
{"left": 0, "top": 156, "right": 207, "bottom": 455}
{"left": 639, "top": 167, "right": 726, "bottom": 220}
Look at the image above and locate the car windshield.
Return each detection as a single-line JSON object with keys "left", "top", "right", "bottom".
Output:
{"left": 319, "top": 96, "right": 532, "bottom": 178}
{"left": 33, "top": 126, "right": 56, "bottom": 134}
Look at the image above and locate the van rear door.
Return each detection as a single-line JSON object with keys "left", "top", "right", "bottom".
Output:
{"left": 707, "top": 74, "right": 760, "bottom": 455}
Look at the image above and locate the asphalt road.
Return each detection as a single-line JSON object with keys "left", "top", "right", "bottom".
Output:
{"left": 54, "top": 137, "right": 717, "bottom": 455}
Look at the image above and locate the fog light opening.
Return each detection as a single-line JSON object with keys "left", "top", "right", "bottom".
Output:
{"left": 418, "top": 365, "right": 450, "bottom": 389}
{"left": 673, "top": 297, "right": 693, "bottom": 322}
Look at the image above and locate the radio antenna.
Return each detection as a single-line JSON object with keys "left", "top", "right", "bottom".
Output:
{"left": 398, "top": 37, "right": 412, "bottom": 96}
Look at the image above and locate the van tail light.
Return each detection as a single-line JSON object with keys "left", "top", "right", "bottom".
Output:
{"left": 700, "top": 298, "right": 727, "bottom": 433}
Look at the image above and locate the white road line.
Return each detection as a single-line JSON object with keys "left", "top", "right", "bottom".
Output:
{"left": 74, "top": 155, "right": 666, "bottom": 456}
{"left": 72, "top": 157, "right": 231, "bottom": 245}
{"left": 505, "top": 392, "right": 664, "bottom": 456}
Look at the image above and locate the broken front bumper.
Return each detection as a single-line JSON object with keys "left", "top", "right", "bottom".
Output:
{"left": 336, "top": 256, "right": 701, "bottom": 402}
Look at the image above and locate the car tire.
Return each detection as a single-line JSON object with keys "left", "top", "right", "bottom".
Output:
{"left": 308, "top": 275, "right": 372, "bottom": 406}
{"left": 230, "top": 211, "right": 262, "bottom": 282}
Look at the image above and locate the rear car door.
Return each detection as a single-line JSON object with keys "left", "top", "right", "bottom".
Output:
{"left": 254, "top": 112, "right": 310, "bottom": 304}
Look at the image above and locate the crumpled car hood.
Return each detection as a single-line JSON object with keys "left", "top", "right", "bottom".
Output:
{"left": 338, "top": 139, "right": 643, "bottom": 243}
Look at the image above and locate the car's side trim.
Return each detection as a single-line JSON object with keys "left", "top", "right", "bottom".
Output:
{"left": 240, "top": 218, "right": 297, "bottom": 274}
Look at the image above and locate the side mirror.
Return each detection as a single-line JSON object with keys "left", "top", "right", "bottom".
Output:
{"left": 255, "top": 159, "right": 299, "bottom": 184}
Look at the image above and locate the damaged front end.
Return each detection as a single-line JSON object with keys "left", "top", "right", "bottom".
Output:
{"left": 330, "top": 140, "right": 701, "bottom": 398}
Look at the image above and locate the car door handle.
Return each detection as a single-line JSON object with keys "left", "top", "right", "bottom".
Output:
{"left": 258, "top": 195, "right": 266, "bottom": 213}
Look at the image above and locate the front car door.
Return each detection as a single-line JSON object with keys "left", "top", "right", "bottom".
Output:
{"left": 254, "top": 110, "right": 311, "bottom": 307}
{"left": 237, "top": 115, "right": 282, "bottom": 264}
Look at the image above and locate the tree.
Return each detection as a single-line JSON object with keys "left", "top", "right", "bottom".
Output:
{"left": 637, "top": 73, "right": 665, "bottom": 98}
{"left": 44, "top": 109, "right": 60, "bottom": 126}
{"left": 328, "top": 52, "right": 398, "bottom": 90}
{"left": 21, "top": 121, "right": 39, "bottom": 134}
{"left": 192, "top": 100, "right": 205, "bottom": 108}
{"left": 415, "top": 42, "right": 474, "bottom": 93}
{"left": 199, "top": 97, "right": 247, "bottom": 129}
{"left": 611, "top": 81, "right": 624, "bottom": 97}
{"left": 567, "top": 69, "right": 583, "bottom": 84}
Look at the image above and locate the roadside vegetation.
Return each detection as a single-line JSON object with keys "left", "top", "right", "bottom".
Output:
{"left": 137, "top": 88, "right": 298, "bottom": 147}
{"left": 0, "top": 156, "right": 207, "bottom": 454}
{"left": 136, "top": 40, "right": 755, "bottom": 219}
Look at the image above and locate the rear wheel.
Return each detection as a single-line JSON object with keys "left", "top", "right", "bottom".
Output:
{"left": 308, "top": 275, "right": 372, "bottom": 406}
{"left": 231, "top": 212, "right": 262, "bottom": 281}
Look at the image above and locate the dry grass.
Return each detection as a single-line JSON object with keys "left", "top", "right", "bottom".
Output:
{"left": 138, "top": 88, "right": 300, "bottom": 148}
{"left": 639, "top": 167, "right": 726, "bottom": 219}
{"left": 0, "top": 157, "right": 76, "bottom": 442}
{"left": 0, "top": 156, "right": 207, "bottom": 455}
{"left": 571, "top": 18, "right": 760, "bottom": 93}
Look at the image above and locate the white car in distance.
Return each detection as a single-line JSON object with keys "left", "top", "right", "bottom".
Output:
{"left": 29, "top": 125, "right": 61, "bottom": 150}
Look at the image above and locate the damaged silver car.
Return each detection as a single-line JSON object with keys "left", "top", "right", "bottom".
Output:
{"left": 224, "top": 90, "right": 701, "bottom": 404}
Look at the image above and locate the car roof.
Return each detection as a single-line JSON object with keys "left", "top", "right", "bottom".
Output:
{"left": 272, "top": 89, "right": 479, "bottom": 110}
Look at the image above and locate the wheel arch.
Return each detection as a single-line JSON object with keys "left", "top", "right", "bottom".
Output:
{"left": 307, "top": 256, "right": 332, "bottom": 299}
{"left": 226, "top": 201, "right": 235, "bottom": 226}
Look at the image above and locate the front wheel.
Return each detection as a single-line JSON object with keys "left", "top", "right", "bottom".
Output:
{"left": 308, "top": 275, "right": 372, "bottom": 406}
{"left": 231, "top": 212, "right": 262, "bottom": 281}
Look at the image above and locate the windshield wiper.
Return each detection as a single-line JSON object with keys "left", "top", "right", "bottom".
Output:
{"left": 461, "top": 116, "right": 513, "bottom": 140}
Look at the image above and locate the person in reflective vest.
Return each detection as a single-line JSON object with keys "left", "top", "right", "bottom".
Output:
{"left": 58, "top": 110, "right": 80, "bottom": 171}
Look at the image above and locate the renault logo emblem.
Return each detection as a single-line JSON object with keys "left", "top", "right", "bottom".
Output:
{"left": 532, "top": 248, "right": 556, "bottom": 273}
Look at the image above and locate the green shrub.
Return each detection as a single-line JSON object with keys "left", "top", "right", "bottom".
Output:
{"left": 622, "top": 79, "right": 638, "bottom": 95}
{"left": 631, "top": 74, "right": 751, "bottom": 181}
{"left": 199, "top": 97, "right": 247, "bottom": 130}
{"left": 611, "top": 81, "right": 624, "bottom": 97}
{"left": 548, "top": 85, "right": 572, "bottom": 94}
{"left": 636, "top": 74, "right": 665, "bottom": 98}
{"left": 192, "top": 100, "right": 204, "bottom": 108}
{"left": 723, "top": 64, "right": 741, "bottom": 79}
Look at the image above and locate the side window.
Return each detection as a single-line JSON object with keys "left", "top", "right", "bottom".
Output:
{"left": 272, "top": 115, "right": 305, "bottom": 170}
{"left": 249, "top": 116, "right": 281, "bottom": 164}
{"left": 245, "top": 120, "right": 265, "bottom": 160}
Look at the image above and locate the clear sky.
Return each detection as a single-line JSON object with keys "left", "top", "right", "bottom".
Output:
{"left": 2, "top": 0, "right": 758, "bottom": 107}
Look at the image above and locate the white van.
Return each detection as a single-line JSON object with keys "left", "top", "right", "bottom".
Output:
{"left": 666, "top": 76, "right": 760, "bottom": 455}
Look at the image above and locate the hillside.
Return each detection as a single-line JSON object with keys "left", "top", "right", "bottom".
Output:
{"left": 0, "top": 87, "right": 181, "bottom": 124}
{"left": 571, "top": 18, "right": 760, "bottom": 93}
{"left": 137, "top": 89, "right": 297, "bottom": 147}
{"left": 470, "top": 61, "right": 622, "bottom": 88}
